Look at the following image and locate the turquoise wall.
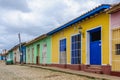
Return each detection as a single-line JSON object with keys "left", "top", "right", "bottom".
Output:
{"left": 10, "top": 51, "right": 13, "bottom": 60}
{"left": 26, "top": 36, "right": 51, "bottom": 64}
{"left": 8, "top": 51, "right": 13, "bottom": 60}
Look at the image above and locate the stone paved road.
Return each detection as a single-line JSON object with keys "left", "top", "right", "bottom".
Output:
{"left": 0, "top": 63, "right": 98, "bottom": 80}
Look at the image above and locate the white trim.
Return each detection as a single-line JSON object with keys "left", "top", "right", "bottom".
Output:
{"left": 50, "top": 36, "right": 52, "bottom": 64}
{"left": 59, "top": 37, "right": 66, "bottom": 41}
{"left": 81, "top": 33, "right": 83, "bottom": 64}
{"left": 86, "top": 32, "right": 90, "bottom": 64}
{"left": 102, "top": 64, "right": 108, "bottom": 65}
{"left": 101, "top": 26, "right": 103, "bottom": 65}
{"left": 70, "top": 35, "right": 71, "bottom": 64}
{"left": 109, "top": 14, "right": 112, "bottom": 65}
{"left": 70, "top": 33, "right": 82, "bottom": 64}
{"left": 58, "top": 39, "right": 60, "bottom": 64}
{"left": 86, "top": 26, "right": 102, "bottom": 65}
{"left": 86, "top": 25, "right": 102, "bottom": 31}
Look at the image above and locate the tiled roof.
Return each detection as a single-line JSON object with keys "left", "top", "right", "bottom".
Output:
{"left": 47, "top": 4, "right": 111, "bottom": 35}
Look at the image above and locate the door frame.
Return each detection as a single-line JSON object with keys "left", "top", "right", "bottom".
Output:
{"left": 32, "top": 47, "right": 34, "bottom": 63}
{"left": 59, "top": 38, "right": 67, "bottom": 64}
{"left": 42, "top": 43, "right": 47, "bottom": 64}
{"left": 14, "top": 53, "right": 16, "bottom": 63}
{"left": 86, "top": 26, "right": 102, "bottom": 65}
{"left": 36, "top": 44, "right": 40, "bottom": 64}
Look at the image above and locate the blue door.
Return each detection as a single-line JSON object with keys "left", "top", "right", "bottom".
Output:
{"left": 90, "top": 28, "right": 101, "bottom": 65}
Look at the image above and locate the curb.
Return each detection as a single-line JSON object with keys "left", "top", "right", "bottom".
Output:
{"left": 22, "top": 64, "right": 109, "bottom": 80}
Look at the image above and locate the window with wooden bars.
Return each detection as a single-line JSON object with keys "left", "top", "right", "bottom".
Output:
{"left": 116, "top": 44, "right": 120, "bottom": 55}
{"left": 71, "top": 34, "right": 81, "bottom": 64}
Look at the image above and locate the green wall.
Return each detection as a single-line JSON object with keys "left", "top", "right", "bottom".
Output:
{"left": 26, "top": 36, "right": 51, "bottom": 64}
{"left": 10, "top": 51, "right": 13, "bottom": 60}
{"left": 7, "top": 51, "right": 13, "bottom": 60}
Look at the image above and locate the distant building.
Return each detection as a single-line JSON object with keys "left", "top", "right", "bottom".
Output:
{"left": 4, "top": 43, "right": 26, "bottom": 64}
{"left": 0, "top": 55, "right": 3, "bottom": 60}
{"left": 25, "top": 34, "right": 52, "bottom": 65}
{"left": 0, "top": 49, "right": 7, "bottom": 60}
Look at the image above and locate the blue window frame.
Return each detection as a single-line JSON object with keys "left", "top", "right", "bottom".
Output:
{"left": 60, "top": 39, "right": 66, "bottom": 52}
{"left": 71, "top": 34, "right": 81, "bottom": 64}
{"left": 59, "top": 38, "right": 66, "bottom": 64}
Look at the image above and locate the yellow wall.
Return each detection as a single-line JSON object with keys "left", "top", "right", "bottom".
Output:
{"left": 112, "top": 28, "right": 120, "bottom": 71}
{"left": 52, "top": 12, "right": 110, "bottom": 65}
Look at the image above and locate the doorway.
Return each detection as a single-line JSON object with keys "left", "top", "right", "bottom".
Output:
{"left": 36, "top": 44, "right": 40, "bottom": 64}
{"left": 88, "top": 27, "right": 101, "bottom": 65}
{"left": 32, "top": 48, "right": 34, "bottom": 63}
{"left": 42, "top": 43, "right": 47, "bottom": 64}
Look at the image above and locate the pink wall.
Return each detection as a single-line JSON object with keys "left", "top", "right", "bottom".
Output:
{"left": 111, "top": 10, "right": 120, "bottom": 28}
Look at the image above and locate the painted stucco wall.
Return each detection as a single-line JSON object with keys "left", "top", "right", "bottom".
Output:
{"left": 0, "top": 54, "right": 3, "bottom": 60}
{"left": 111, "top": 11, "right": 120, "bottom": 28}
{"left": 12, "top": 45, "right": 25, "bottom": 63}
{"left": 111, "top": 10, "right": 120, "bottom": 71}
{"left": 26, "top": 36, "right": 51, "bottom": 64}
{"left": 13, "top": 48, "right": 20, "bottom": 63}
{"left": 51, "top": 12, "right": 110, "bottom": 65}
{"left": 0, "top": 55, "right": 3, "bottom": 60}
{"left": 10, "top": 51, "right": 13, "bottom": 60}
{"left": 7, "top": 51, "right": 13, "bottom": 61}
{"left": 13, "top": 49, "right": 16, "bottom": 63}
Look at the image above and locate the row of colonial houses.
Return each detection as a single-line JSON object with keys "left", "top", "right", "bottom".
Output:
{"left": 1, "top": 3, "right": 120, "bottom": 77}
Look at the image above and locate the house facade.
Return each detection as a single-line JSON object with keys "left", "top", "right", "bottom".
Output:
{"left": 48, "top": 4, "right": 111, "bottom": 74}
{"left": 12, "top": 46, "right": 20, "bottom": 63}
{"left": 26, "top": 34, "right": 51, "bottom": 65}
{"left": 0, "top": 49, "right": 8, "bottom": 61}
{"left": 15, "top": 43, "right": 26, "bottom": 64}
{"left": 6, "top": 50, "right": 13, "bottom": 62}
{"left": 0, "top": 55, "right": 3, "bottom": 60}
{"left": 22, "top": 46, "right": 26, "bottom": 63}
{"left": 7, "top": 43, "right": 26, "bottom": 64}
{"left": 3, "top": 3, "right": 120, "bottom": 76}
{"left": 107, "top": 3, "right": 120, "bottom": 76}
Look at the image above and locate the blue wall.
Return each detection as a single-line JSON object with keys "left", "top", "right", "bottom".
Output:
{"left": 0, "top": 55, "right": 3, "bottom": 60}
{"left": 20, "top": 46, "right": 26, "bottom": 63}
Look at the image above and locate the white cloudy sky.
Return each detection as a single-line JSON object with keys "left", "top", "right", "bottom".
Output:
{"left": 0, "top": 0, "right": 120, "bottom": 52}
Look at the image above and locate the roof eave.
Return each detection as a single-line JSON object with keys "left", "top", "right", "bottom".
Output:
{"left": 25, "top": 34, "right": 47, "bottom": 46}
{"left": 107, "top": 3, "right": 120, "bottom": 13}
{"left": 48, "top": 4, "right": 110, "bottom": 35}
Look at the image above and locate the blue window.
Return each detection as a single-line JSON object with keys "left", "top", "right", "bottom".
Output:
{"left": 60, "top": 39, "right": 66, "bottom": 52}
{"left": 59, "top": 38, "right": 66, "bottom": 64}
{"left": 71, "top": 34, "right": 81, "bottom": 64}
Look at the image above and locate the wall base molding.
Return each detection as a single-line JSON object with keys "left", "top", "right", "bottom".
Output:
{"left": 25, "top": 63, "right": 120, "bottom": 77}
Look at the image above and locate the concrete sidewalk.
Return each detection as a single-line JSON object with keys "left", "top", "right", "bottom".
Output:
{"left": 21, "top": 64, "right": 120, "bottom": 80}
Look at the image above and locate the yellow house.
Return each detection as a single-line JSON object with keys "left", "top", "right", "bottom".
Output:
{"left": 48, "top": 4, "right": 111, "bottom": 74}
{"left": 107, "top": 3, "right": 120, "bottom": 76}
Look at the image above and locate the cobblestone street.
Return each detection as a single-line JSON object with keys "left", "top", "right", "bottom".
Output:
{"left": 0, "top": 63, "right": 96, "bottom": 80}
